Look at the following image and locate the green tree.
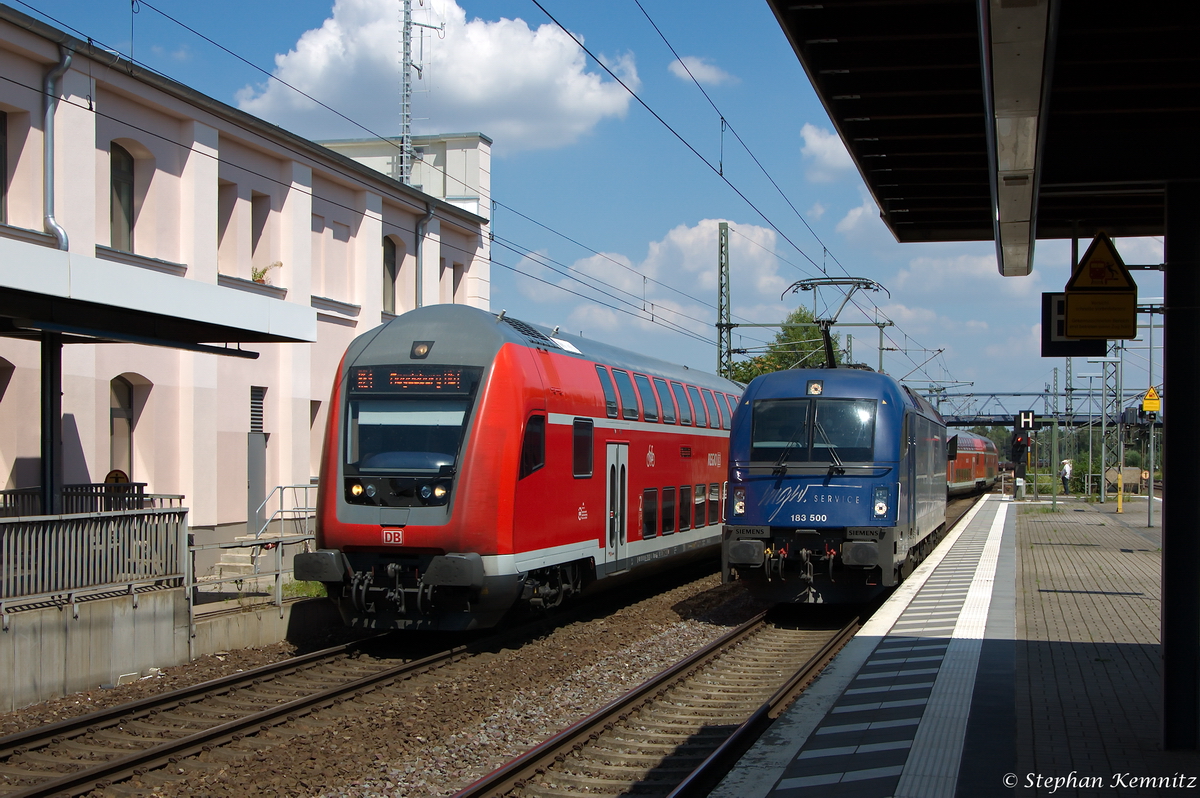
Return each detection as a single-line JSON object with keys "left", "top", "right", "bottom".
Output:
{"left": 729, "top": 306, "right": 842, "bottom": 383}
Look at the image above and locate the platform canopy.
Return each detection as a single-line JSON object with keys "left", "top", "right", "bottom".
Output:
{"left": 766, "top": 0, "right": 1199, "bottom": 275}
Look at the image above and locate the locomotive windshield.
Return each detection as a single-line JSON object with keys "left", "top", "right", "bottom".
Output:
{"left": 750, "top": 398, "right": 876, "bottom": 463}
{"left": 344, "top": 365, "right": 483, "bottom": 474}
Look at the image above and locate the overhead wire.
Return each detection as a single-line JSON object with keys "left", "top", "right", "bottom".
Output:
{"left": 631, "top": 0, "right": 851, "bottom": 278}
{"left": 16, "top": 0, "right": 955, "bottom": 381}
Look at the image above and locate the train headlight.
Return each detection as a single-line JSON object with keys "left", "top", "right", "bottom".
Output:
{"left": 350, "top": 483, "right": 364, "bottom": 497}
{"left": 733, "top": 487, "right": 746, "bottom": 516}
{"left": 420, "top": 481, "right": 451, "bottom": 505}
{"left": 365, "top": 483, "right": 377, "bottom": 498}
{"left": 873, "top": 485, "right": 889, "bottom": 518}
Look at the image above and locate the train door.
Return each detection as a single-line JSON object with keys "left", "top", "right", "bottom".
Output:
{"left": 605, "top": 443, "right": 629, "bottom": 569}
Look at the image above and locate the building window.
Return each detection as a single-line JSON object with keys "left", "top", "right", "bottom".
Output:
{"left": 110, "top": 142, "right": 135, "bottom": 252}
{"left": 251, "top": 191, "right": 271, "bottom": 261}
{"left": 383, "top": 237, "right": 398, "bottom": 314}
{"left": 110, "top": 377, "right": 134, "bottom": 480}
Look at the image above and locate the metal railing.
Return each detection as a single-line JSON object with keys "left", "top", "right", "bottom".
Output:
{"left": 253, "top": 484, "right": 317, "bottom": 541}
{"left": 0, "top": 483, "right": 159, "bottom": 517}
{"left": 0, "top": 508, "right": 188, "bottom": 630}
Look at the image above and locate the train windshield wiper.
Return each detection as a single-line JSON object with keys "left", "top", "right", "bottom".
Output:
{"left": 814, "top": 421, "right": 845, "bottom": 475}
{"left": 772, "top": 422, "right": 808, "bottom": 475}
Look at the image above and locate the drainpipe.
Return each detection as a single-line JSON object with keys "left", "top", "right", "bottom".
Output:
{"left": 43, "top": 45, "right": 72, "bottom": 251}
{"left": 414, "top": 202, "right": 434, "bottom": 308}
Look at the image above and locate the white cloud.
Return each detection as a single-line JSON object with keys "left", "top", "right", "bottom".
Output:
{"left": 807, "top": 202, "right": 826, "bottom": 219}
{"left": 236, "top": 0, "right": 637, "bottom": 151}
{"left": 668, "top": 56, "right": 737, "bottom": 86}
{"left": 836, "top": 195, "right": 879, "bottom": 235}
{"left": 985, "top": 324, "right": 1040, "bottom": 361}
{"left": 893, "top": 252, "right": 1043, "bottom": 300}
{"left": 800, "top": 123, "right": 854, "bottom": 182}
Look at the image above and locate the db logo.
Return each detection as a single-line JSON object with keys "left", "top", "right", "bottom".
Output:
{"left": 382, "top": 528, "right": 404, "bottom": 545}
{"left": 646, "top": 445, "right": 656, "bottom": 467}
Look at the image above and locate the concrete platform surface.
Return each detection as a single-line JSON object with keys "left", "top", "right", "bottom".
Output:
{"left": 712, "top": 494, "right": 1200, "bottom": 797}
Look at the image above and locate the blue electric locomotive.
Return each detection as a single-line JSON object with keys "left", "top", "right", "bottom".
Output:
{"left": 722, "top": 368, "right": 949, "bottom": 603}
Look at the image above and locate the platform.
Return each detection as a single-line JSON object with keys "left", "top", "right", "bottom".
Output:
{"left": 713, "top": 493, "right": 1200, "bottom": 797}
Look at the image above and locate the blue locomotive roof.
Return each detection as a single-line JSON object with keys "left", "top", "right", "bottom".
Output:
{"left": 729, "top": 368, "right": 944, "bottom": 466}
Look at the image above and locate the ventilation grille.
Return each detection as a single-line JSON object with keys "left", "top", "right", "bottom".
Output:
{"left": 501, "top": 316, "right": 560, "bottom": 349}
{"left": 250, "top": 386, "right": 266, "bottom": 433}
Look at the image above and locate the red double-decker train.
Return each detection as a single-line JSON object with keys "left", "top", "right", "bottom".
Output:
{"left": 947, "top": 429, "right": 999, "bottom": 496}
{"left": 295, "top": 305, "right": 742, "bottom": 630}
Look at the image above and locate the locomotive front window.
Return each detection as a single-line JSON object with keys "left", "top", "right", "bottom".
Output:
{"left": 750, "top": 399, "right": 810, "bottom": 462}
{"left": 346, "top": 398, "right": 470, "bottom": 473}
{"left": 812, "top": 399, "right": 876, "bottom": 463}
{"left": 749, "top": 398, "right": 877, "bottom": 463}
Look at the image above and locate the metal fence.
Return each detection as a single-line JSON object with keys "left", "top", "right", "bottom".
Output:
{"left": 0, "top": 484, "right": 174, "bottom": 517}
{"left": 0, "top": 508, "right": 188, "bottom": 630}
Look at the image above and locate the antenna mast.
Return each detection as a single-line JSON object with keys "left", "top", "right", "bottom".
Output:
{"left": 400, "top": 0, "right": 443, "bottom": 185}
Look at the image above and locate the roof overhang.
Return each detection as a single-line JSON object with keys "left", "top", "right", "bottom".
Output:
{"left": 767, "top": 0, "right": 1197, "bottom": 276}
{"left": 0, "top": 236, "right": 317, "bottom": 355}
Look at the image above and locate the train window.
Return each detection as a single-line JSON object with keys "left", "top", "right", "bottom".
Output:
{"left": 812, "top": 399, "right": 876, "bottom": 463}
{"left": 671, "top": 383, "right": 693, "bottom": 425}
{"left": 720, "top": 394, "right": 736, "bottom": 429}
{"left": 702, "top": 389, "right": 722, "bottom": 429}
{"left": 695, "top": 484, "right": 706, "bottom": 526}
{"left": 750, "top": 399, "right": 810, "bottom": 462}
{"left": 595, "top": 365, "right": 618, "bottom": 419}
{"left": 642, "top": 488, "right": 658, "bottom": 538}
{"left": 519, "top": 415, "right": 546, "bottom": 479}
{"left": 611, "top": 369, "right": 640, "bottom": 421}
{"left": 686, "top": 386, "right": 708, "bottom": 428}
{"left": 572, "top": 418, "right": 593, "bottom": 478}
{"left": 679, "top": 485, "right": 692, "bottom": 529}
{"left": 662, "top": 487, "right": 676, "bottom": 534}
{"left": 708, "top": 483, "right": 721, "bottom": 525}
{"left": 653, "top": 378, "right": 676, "bottom": 423}
{"left": 633, "top": 374, "right": 659, "bottom": 422}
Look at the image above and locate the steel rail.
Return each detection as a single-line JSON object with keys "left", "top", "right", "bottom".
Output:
{"left": 0, "top": 638, "right": 379, "bottom": 757}
{"left": 2, "top": 640, "right": 472, "bottom": 798}
{"left": 666, "top": 616, "right": 860, "bottom": 798}
{"left": 451, "top": 611, "right": 771, "bottom": 798}
{"left": 453, "top": 611, "right": 857, "bottom": 798}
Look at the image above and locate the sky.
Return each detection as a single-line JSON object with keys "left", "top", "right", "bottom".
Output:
{"left": 16, "top": 0, "right": 1165, "bottom": 412}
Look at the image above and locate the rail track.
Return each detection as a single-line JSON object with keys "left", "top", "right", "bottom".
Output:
{"left": 454, "top": 613, "right": 858, "bottom": 798}
{"left": 0, "top": 636, "right": 486, "bottom": 798}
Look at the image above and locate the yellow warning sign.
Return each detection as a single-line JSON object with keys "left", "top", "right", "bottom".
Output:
{"left": 1143, "top": 386, "right": 1161, "bottom": 413}
{"left": 1065, "top": 232, "right": 1136, "bottom": 291}
{"left": 1064, "top": 232, "right": 1137, "bottom": 338}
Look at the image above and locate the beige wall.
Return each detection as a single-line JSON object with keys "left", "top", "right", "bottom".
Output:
{"left": 0, "top": 16, "right": 489, "bottom": 551}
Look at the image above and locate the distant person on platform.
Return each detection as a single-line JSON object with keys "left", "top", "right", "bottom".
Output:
{"left": 1060, "top": 459, "right": 1073, "bottom": 495}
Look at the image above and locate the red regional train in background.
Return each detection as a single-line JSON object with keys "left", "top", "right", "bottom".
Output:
{"left": 295, "top": 305, "right": 743, "bottom": 631}
{"left": 947, "top": 429, "right": 999, "bottom": 496}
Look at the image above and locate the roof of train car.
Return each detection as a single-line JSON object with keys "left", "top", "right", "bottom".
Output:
{"left": 350, "top": 305, "right": 741, "bottom": 393}
{"left": 953, "top": 429, "right": 998, "bottom": 452}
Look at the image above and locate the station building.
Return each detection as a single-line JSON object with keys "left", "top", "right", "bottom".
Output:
{"left": 0, "top": 5, "right": 490, "bottom": 550}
